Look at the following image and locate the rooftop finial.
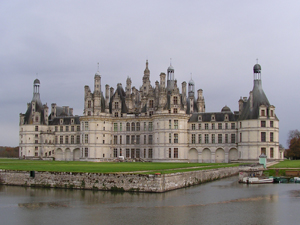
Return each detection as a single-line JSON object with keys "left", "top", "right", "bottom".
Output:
{"left": 256, "top": 58, "right": 258, "bottom": 64}
{"left": 97, "top": 62, "right": 99, "bottom": 72}
{"left": 170, "top": 58, "right": 172, "bottom": 66}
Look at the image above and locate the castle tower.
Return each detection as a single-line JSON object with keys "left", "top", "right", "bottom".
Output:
{"left": 167, "top": 62, "right": 175, "bottom": 92}
{"left": 93, "top": 66, "right": 101, "bottom": 115}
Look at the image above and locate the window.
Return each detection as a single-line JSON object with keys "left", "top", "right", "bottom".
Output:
{"left": 65, "top": 136, "right": 69, "bottom": 144}
{"left": 136, "top": 135, "right": 140, "bottom": 144}
{"left": 261, "top": 148, "right": 266, "bottom": 155}
{"left": 270, "top": 148, "right": 274, "bottom": 158}
{"left": 205, "top": 134, "right": 209, "bottom": 143}
{"left": 85, "top": 148, "right": 88, "bottom": 157}
{"left": 225, "top": 134, "right": 228, "bottom": 143}
{"left": 60, "top": 126, "right": 63, "bottom": 132}
{"left": 270, "top": 132, "right": 274, "bottom": 142}
{"left": 113, "top": 148, "right": 118, "bottom": 157}
{"left": 212, "top": 134, "right": 215, "bottom": 143}
{"left": 120, "top": 123, "right": 122, "bottom": 131}
{"left": 114, "top": 102, "right": 119, "bottom": 109}
{"left": 126, "top": 135, "right": 130, "bottom": 144}
{"left": 148, "top": 135, "right": 153, "bottom": 144}
{"left": 136, "top": 122, "right": 140, "bottom": 131}
{"left": 35, "top": 126, "right": 38, "bottom": 131}
{"left": 149, "top": 122, "right": 153, "bottom": 131}
{"left": 60, "top": 136, "right": 63, "bottom": 144}
{"left": 71, "top": 136, "right": 74, "bottom": 144}
{"left": 77, "top": 126, "right": 80, "bottom": 131}
{"left": 35, "top": 140, "right": 38, "bottom": 144}
{"left": 131, "top": 122, "right": 135, "bottom": 131}
{"left": 231, "top": 123, "right": 235, "bottom": 129}
{"left": 218, "top": 123, "right": 222, "bottom": 129}
{"left": 126, "top": 122, "right": 130, "bottom": 131}
{"left": 198, "top": 124, "right": 201, "bottom": 130}
{"left": 126, "top": 149, "right": 130, "bottom": 158}
{"left": 240, "top": 122, "right": 242, "bottom": 128}
{"left": 148, "top": 149, "right": 153, "bottom": 158}
{"left": 120, "top": 135, "right": 122, "bottom": 144}
{"left": 85, "top": 134, "right": 88, "bottom": 143}
{"left": 211, "top": 123, "right": 215, "bottom": 130}
{"left": 144, "top": 135, "right": 147, "bottom": 144}
{"left": 136, "top": 149, "right": 140, "bottom": 158}
{"left": 149, "top": 100, "right": 154, "bottom": 108}
{"left": 192, "top": 134, "right": 195, "bottom": 144}
{"left": 35, "top": 134, "right": 38, "bottom": 138}
{"left": 71, "top": 126, "right": 74, "bottom": 132}
{"left": 144, "top": 149, "right": 146, "bottom": 158}
{"left": 225, "top": 123, "right": 228, "bottom": 129}
{"left": 270, "top": 121, "right": 274, "bottom": 128}
{"left": 169, "top": 148, "right": 172, "bottom": 158}
{"left": 66, "top": 126, "right": 69, "bottom": 132}
{"left": 261, "top": 121, "right": 266, "bottom": 127}
{"left": 173, "top": 96, "right": 178, "bottom": 105}
{"left": 131, "top": 135, "right": 135, "bottom": 144}
{"left": 174, "top": 120, "right": 178, "bottom": 129}
{"left": 205, "top": 123, "right": 209, "bottom": 130}
{"left": 114, "top": 112, "right": 118, "bottom": 117}
{"left": 174, "top": 148, "right": 178, "bottom": 158}
{"left": 35, "top": 116, "right": 39, "bottom": 122}
{"left": 169, "top": 120, "right": 172, "bottom": 129}
{"left": 55, "top": 126, "right": 58, "bottom": 132}
{"left": 174, "top": 134, "right": 178, "bottom": 143}
{"left": 198, "top": 134, "right": 202, "bottom": 143}
{"left": 261, "top": 132, "right": 266, "bottom": 142}
{"left": 84, "top": 122, "right": 88, "bottom": 130}
{"left": 144, "top": 122, "right": 147, "bottom": 131}
{"left": 114, "top": 123, "right": 118, "bottom": 131}
{"left": 173, "top": 108, "right": 177, "bottom": 113}
{"left": 192, "top": 124, "right": 195, "bottom": 130}
{"left": 88, "top": 111, "right": 91, "bottom": 116}
{"left": 240, "top": 133, "right": 242, "bottom": 142}
{"left": 76, "top": 135, "right": 80, "bottom": 144}
{"left": 231, "top": 134, "right": 235, "bottom": 143}
{"left": 218, "top": 134, "right": 222, "bottom": 143}
{"left": 270, "top": 110, "right": 274, "bottom": 117}
{"left": 88, "top": 100, "right": 91, "bottom": 108}
{"left": 198, "top": 116, "right": 202, "bottom": 121}
{"left": 169, "top": 133, "right": 172, "bottom": 143}
{"left": 114, "top": 135, "right": 117, "bottom": 144}
{"left": 261, "top": 110, "right": 265, "bottom": 116}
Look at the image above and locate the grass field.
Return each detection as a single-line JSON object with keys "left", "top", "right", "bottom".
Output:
{"left": 0, "top": 159, "right": 240, "bottom": 174}
{"left": 266, "top": 160, "right": 300, "bottom": 177}
{"left": 269, "top": 160, "right": 300, "bottom": 168}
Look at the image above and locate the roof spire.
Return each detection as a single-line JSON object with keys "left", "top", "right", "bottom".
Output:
{"left": 97, "top": 62, "right": 99, "bottom": 72}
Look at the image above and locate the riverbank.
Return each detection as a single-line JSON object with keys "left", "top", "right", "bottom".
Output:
{"left": 0, "top": 167, "right": 239, "bottom": 192}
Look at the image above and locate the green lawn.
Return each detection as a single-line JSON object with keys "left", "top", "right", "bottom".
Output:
{"left": 0, "top": 159, "right": 240, "bottom": 174}
{"left": 269, "top": 160, "right": 300, "bottom": 168}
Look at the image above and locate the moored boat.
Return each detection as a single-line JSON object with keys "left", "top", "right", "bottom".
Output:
{"left": 241, "top": 177, "right": 274, "bottom": 184}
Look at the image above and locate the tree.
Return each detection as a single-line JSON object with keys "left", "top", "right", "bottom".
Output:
{"left": 286, "top": 130, "right": 300, "bottom": 159}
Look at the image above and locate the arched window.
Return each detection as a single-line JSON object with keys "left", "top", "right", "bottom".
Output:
{"left": 126, "top": 122, "right": 130, "bottom": 131}
{"left": 131, "top": 122, "right": 135, "bottom": 131}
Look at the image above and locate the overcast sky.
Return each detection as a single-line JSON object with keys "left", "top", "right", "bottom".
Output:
{"left": 1, "top": 1, "right": 299, "bottom": 148}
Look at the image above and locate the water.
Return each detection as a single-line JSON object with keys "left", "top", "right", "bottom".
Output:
{"left": 1, "top": 176, "right": 299, "bottom": 225}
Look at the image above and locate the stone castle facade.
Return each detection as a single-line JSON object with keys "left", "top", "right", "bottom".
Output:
{"left": 19, "top": 61, "right": 282, "bottom": 162}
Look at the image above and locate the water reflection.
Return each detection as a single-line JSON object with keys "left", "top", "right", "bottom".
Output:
{"left": 1, "top": 176, "right": 300, "bottom": 225}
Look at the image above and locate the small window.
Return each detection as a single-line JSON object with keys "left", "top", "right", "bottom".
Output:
{"left": 261, "top": 110, "right": 265, "bottom": 116}
{"left": 198, "top": 116, "right": 202, "bottom": 121}
{"left": 261, "top": 121, "right": 266, "bottom": 127}
{"left": 270, "top": 121, "right": 274, "bottom": 128}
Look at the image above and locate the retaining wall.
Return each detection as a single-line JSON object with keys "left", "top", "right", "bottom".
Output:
{"left": 0, "top": 167, "right": 239, "bottom": 192}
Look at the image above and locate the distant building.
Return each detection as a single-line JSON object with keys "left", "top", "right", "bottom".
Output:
{"left": 19, "top": 61, "right": 280, "bottom": 162}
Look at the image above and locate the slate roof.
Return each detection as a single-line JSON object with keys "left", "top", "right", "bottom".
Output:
{"left": 189, "top": 111, "right": 239, "bottom": 122}
{"left": 239, "top": 80, "right": 270, "bottom": 120}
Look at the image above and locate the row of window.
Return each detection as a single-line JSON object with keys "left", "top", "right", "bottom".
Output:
{"left": 261, "top": 147, "right": 275, "bottom": 158}
{"left": 113, "top": 135, "right": 153, "bottom": 145}
{"left": 191, "top": 123, "right": 236, "bottom": 130}
{"left": 113, "top": 148, "right": 153, "bottom": 158}
{"left": 261, "top": 132, "right": 274, "bottom": 142}
{"left": 261, "top": 120, "right": 274, "bottom": 128}
{"left": 55, "top": 125, "right": 80, "bottom": 132}
{"left": 55, "top": 135, "right": 81, "bottom": 144}
{"left": 191, "top": 134, "right": 236, "bottom": 144}
{"left": 113, "top": 122, "right": 153, "bottom": 132}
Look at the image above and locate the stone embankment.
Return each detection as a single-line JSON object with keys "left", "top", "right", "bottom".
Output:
{"left": 0, "top": 167, "right": 238, "bottom": 192}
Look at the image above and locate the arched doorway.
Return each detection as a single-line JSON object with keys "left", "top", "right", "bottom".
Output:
{"left": 215, "top": 148, "right": 225, "bottom": 163}
{"left": 202, "top": 148, "right": 211, "bottom": 163}
{"left": 55, "top": 148, "right": 63, "bottom": 161}
{"left": 188, "top": 148, "right": 198, "bottom": 163}
{"left": 65, "top": 148, "right": 71, "bottom": 161}
{"left": 73, "top": 148, "right": 80, "bottom": 161}
{"left": 229, "top": 148, "right": 238, "bottom": 162}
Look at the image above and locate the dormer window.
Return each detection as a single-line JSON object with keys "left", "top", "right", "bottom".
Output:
{"left": 224, "top": 114, "right": 228, "bottom": 121}
{"left": 198, "top": 116, "right": 202, "bottom": 121}
{"left": 261, "top": 110, "right": 265, "bottom": 116}
{"left": 270, "top": 110, "right": 274, "bottom": 117}
{"left": 211, "top": 115, "right": 215, "bottom": 121}
{"left": 60, "top": 119, "right": 63, "bottom": 125}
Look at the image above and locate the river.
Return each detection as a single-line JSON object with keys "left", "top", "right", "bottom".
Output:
{"left": 1, "top": 176, "right": 299, "bottom": 225}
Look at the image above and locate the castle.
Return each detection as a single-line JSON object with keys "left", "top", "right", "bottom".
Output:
{"left": 19, "top": 61, "right": 282, "bottom": 162}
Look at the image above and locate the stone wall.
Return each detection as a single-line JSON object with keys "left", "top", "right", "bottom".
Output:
{"left": 0, "top": 167, "right": 238, "bottom": 192}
